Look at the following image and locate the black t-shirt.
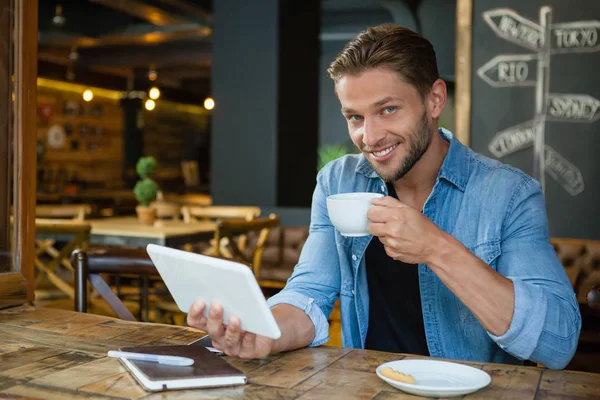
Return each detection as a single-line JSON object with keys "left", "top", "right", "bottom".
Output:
{"left": 364, "top": 183, "right": 429, "bottom": 355}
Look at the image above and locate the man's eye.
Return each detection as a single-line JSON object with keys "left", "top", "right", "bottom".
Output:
{"left": 349, "top": 115, "right": 363, "bottom": 121}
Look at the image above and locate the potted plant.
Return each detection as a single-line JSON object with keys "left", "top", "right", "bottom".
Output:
{"left": 133, "top": 156, "right": 159, "bottom": 224}
{"left": 317, "top": 143, "right": 354, "bottom": 171}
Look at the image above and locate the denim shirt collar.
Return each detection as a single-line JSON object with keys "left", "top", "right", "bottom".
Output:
{"left": 354, "top": 128, "right": 470, "bottom": 192}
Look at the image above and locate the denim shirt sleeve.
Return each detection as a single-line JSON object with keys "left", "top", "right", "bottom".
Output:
{"left": 488, "top": 178, "right": 582, "bottom": 369}
{"left": 266, "top": 168, "right": 340, "bottom": 347}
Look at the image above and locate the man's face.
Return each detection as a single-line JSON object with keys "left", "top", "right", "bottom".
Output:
{"left": 336, "top": 67, "right": 434, "bottom": 182}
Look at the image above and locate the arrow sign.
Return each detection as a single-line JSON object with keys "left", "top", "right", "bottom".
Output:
{"left": 488, "top": 120, "right": 535, "bottom": 157}
{"left": 551, "top": 21, "right": 600, "bottom": 54}
{"left": 547, "top": 94, "right": 600, "bottom": 122}
{"left": 544, "top": 145, "right": 584, "bottom": 196}
{"left": 477, "top": 54, "right": 538, "bottom": 87}
{"left": 483, "top": 8, "right": 543, "bottom": 50}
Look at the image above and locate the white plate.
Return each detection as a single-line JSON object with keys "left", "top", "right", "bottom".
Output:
{"left": 376, "top": 359, "right": 491, "bottom": 398}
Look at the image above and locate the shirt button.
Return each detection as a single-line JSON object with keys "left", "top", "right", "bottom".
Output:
{"left": 352, "top": 290, "right": 356, "bottom": 295}
{"left": 381, "top": 185, "right": 385, "bottom": 192}
{"left": 352, "top": 254, "right": 357, "bottom": 261}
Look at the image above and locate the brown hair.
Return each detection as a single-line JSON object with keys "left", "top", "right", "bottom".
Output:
{"left": 327, "top": 24, "right": 439, "bottom": 99}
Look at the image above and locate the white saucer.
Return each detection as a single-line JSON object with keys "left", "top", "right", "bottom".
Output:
{"left": 376, "top": 359, "right": 491, "bottom": 398}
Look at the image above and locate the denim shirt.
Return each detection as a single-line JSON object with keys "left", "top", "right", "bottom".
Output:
{"left": 267, "top": 129, "right": 581, "bottom": 370}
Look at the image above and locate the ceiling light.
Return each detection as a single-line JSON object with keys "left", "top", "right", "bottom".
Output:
{"left": 145, "top": 99, "right": 156, "bottom": 111}
{"left": 52, "top": 5, "right": 66, "bottom": 27}
{"left": 204, "top": 97, "right": 215, "bottom": 110}
{"left": 149, "top": 87, "right": 160, "bottom": 100}
{"left": 148, "top": 66, "right": 157, "bottom": 81}
{"left": 83, "top": 89, "right": 93, "bottom": 102}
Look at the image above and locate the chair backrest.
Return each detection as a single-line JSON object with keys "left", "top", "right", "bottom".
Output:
{"left": 182, "top": 205, "right": 260, "bottom": 223}
{"left": 163, "top": 193, "right": 213, "bottom": 207}
{"left": 36, "top": 204, "right": 92, "bottom": 221}
{"left": 214, "top": 213, "right": 281, "bottom": 278}
{"left": 35, "top": 220, "right": 91, "bottom": 299}
{"left": 588, "top": 285, "right": 600, "bottom": 311}
{"left": 71, "top": 247, "right": 159, "bottom": 321}
{"left": 551, "top": 238, "right": 600, "bottom": 304}
{"left": 181, "top": 160, "right": 200, "bottom": 187}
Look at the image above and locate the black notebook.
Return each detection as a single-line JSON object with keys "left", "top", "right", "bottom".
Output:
{"left": 117, "top": 345, "right": 247, "bottom": 392}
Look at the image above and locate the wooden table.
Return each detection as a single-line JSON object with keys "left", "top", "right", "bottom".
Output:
{"left": 0, "top": 307, "right": 598, "bottom": 399}
{"left": 36, "top": 217, "right": 216, "bottom": 248}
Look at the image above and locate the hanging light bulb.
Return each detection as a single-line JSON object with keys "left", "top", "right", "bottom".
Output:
{"left": 203, "top": 97, "right": 215, "bottom": 110}
{"left": 83, "top": 89, "right": 94, "bottom": 102}
{"left": 148, "top": 66, "right": 158, "bottom": 81}
{"left": 145, "top": 99, "right": 156, "bottom": 111}
{"left": 52, "top": 5, "right": 66, "bottom": 27}
{"left": 149, "top": 87, "right": 160, "bottom": 100}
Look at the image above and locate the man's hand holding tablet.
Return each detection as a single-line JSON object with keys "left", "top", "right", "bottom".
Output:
{"left": 187, "top": 301, "right": 276, "bottom": 359}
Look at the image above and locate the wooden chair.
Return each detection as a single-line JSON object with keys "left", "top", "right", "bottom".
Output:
{"left": 164, "top": 193, "right": 213, "bottom": 207}
{"left": 35, "top": 220, "right": 91, "bottom": 299}
{"left": 36, "top": 204, "right": 92, "bottom": 221}
{"left": 213, "top": 213, "right": 281, "bottom": 281}
{"left": 181, "top": 160, "right": 200, "bottom": 187}
{"left": 182, "top": 205, "right": 261, "bottom": 255}
{"left": 182, "top": 205, "right": 260, "bottom": 223}
{"left": 588, "top": 285, "right": 600, "bottom": 311}
{"left": 72, "top": 247, "right": 160, "bottom": 321}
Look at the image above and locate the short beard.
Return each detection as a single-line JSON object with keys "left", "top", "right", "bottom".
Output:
{"left": 377, "top": 110, "right": 433, "bottom": 183}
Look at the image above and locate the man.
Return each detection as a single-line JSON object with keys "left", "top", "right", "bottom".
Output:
{"left": 187, "top": 24, "right": 581, "bottom": 369}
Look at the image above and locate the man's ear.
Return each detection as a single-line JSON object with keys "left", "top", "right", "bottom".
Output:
{"left": 428, "top": 79, "right": 447, "bottom": 119}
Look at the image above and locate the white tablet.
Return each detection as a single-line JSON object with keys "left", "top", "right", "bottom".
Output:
{"left": 146, "top": 244, "right": 281, "bottom": 340}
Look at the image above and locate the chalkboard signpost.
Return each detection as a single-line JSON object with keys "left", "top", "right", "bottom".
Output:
{"left": 455, "top": 0, "right": 600, "bottom": 239}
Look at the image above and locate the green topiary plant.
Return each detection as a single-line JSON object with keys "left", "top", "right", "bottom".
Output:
{"left": 134, "top": 178, "right": 159, "bottom": 207}
{"left": 133, "top": 156, "right": 159, "bottom": 206}
{"left": 317, "top": 143, "right": 352, "bottom": 171}
{"left": 136, "top": 156, "right": 157, "bottom": 179}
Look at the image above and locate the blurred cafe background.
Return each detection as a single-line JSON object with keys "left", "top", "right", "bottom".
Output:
{"left": 0, "top": 0, "right": 598, "bottom": 375}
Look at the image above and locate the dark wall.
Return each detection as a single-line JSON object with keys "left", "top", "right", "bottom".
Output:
{"left": 211, "top": 0, "right": 320, "bottom": 223}
{"left": 211, "top": 0, "right": 279, "bottom": 206}
{"left": 470, "top": 0, "right": 600, "bottom": 239}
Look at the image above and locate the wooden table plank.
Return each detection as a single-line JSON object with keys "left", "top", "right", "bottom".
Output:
{"left": 80, "top": 372, "right": 148, "bottom": 400}
{"left": 468, "top": 365, "right": 541, "bottom": 400}
{"left": 296, "top": 384, "right": 381, "bottom": 400}
{"left": 2, "top": 383, "right": 124, "bottom": 400}
{"left": 0, "top": 346, "right": 67, "bottom": 371}
{"left": 0, "top": 376, "right": 23, "bottom": 392}
{"left": 26, "top": 313, "right": 110, "bottom": 334}
{"left": 141, "top": 384, "right": 302, "bottom": 400}
{"left": 0, "top": 339, "right": 36, "bottom": 355}
{"left": 2, "top": 351, "right": 101, "bottom": 381}
{"left": 32, "top": 357, "right": 126, "bottom": 389}
{"left": 536, "top": 369, "right": 600, "bottom": 400}
{"left": 248, "top": 346, "right": 352, "bottom": 388}
{"left": 328, "top": 349, "right": 407, "bottom": 373}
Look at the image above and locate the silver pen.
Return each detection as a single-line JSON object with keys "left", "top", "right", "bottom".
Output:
{"left": 107, "top": 350, "right": 194, "bottom": 366}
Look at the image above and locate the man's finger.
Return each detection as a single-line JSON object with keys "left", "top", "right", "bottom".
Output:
{"left": 205, "top": 302, "right": 226, "bottom": 342}
{"left": 239, "top": 332, "right": 258, "bottom": 359}
{"left": 186, "top": 300, "right": 207, "bottom": 329}
{"left": 367, "top": 221, "right": 387, "bottom": 236}
{"left": 371, "top": 195, "right": 408, "bottom": 208}
{"left": 223, "top": 316, "right": 242, "bottom": 355}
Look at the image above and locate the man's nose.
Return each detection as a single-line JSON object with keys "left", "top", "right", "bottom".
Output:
{"left": 362, "top": 118, "right": 385, "bottom": 148}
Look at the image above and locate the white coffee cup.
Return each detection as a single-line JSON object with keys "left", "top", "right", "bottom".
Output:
{"left": 326, "top": 192, "right": 384, "bottom": 237}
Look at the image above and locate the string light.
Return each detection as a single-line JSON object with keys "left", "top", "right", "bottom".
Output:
{"left": 145, "top": 99, "right": 156, "bottom": 111}
{"left": 149, "top": 87, "right": 160, "bottom": 100}
{"left": 83, "top": 89, "right": 93, "bottom": 102}
{"left": 203, "top": 97, "right": 215, "bottom": 110}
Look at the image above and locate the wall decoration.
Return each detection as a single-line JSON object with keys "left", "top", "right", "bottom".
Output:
{"left": 47, "top": 124, "right": 66, "bottom": 149}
